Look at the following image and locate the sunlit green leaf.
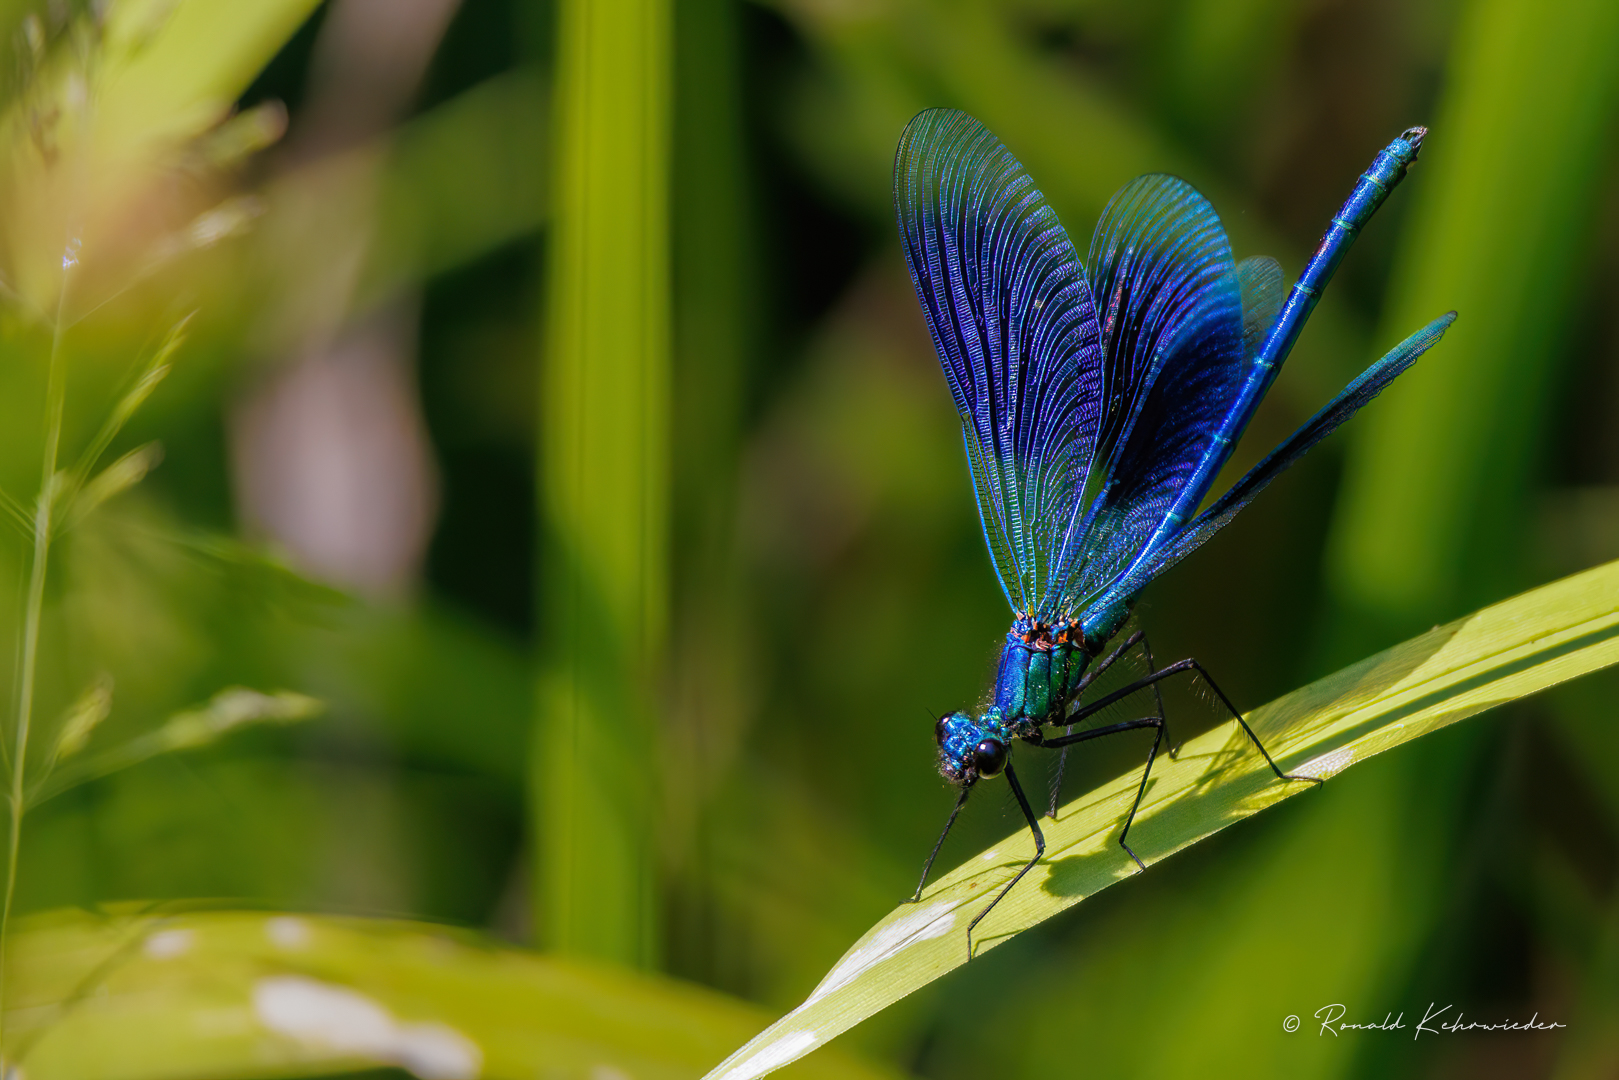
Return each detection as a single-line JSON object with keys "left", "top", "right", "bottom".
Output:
{"left": 704, "top": 560, "right": 1619, "bottom": 1079}
{"left": 4, "top": 908, "right": 905, "bottom": 1080}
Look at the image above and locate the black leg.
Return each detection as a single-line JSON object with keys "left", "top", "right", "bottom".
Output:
{"left": 1136, "top": 634, "right": 1175, "bottom": 761}
{"left": 1067, "top": 657, "right": 1321, "bottom": 786}
{"left": 1048, "top": 629, "right": 1171, "bottom": 818}
{"left": 1034, "top": 716, "right": 1166, "bottom": 871}
{"left": 908, "top": 783, "right": 972, "bottom": 903}
{"left": 966, "top": 761, "right": 1043, "bottom": 959}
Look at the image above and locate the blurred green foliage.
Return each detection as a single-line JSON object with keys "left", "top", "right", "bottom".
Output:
{"left": 0, "top": 0, "right": 1613, "bottom": 1077}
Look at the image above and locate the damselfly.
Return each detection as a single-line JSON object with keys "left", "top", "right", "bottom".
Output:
{"left": 894, "top": 110, "right": 1454, "bottom": 952}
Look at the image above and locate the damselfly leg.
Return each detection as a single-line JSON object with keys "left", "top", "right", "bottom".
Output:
{"left": 1048, "top": 629, "right": 1169, "bottom": 819}
{"left": 1030, "top": 714, "right": 1167, "bottom": 872}
{"left": 1036, "top": 655, "right": 1320, "bottom": 877}
{"left": 1068, "top": 657, "right": 1321, "bottom": 786}
{"left": 966, "top": 759, "right": 1043, "bottom": 959}
{"left": 908, "top": 784, "right": 971, "bottom": 903}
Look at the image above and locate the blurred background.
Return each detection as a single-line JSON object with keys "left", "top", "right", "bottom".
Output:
{"left": 4, "top": 0, "right": 1619, "bottom": 1076}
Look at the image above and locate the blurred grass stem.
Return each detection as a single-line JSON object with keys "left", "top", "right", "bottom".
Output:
{"left": 0, "top": 280, "right": 70, "bottom": 1061}
{"left": 537, "top": 0, "right": 672, "bottom": 966}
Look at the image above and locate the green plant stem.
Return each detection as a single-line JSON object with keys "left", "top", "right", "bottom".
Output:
{"left": 0, "top": 302, "right": 70, "bottom": 1063}
{"left": 536, "top": 0, "right": 672, "bottom": 967}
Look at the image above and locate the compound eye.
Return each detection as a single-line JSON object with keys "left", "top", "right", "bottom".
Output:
{"left": 934, "top": 715, "right": 952, "bottom": 746}
{"left": 973, "top": 739, "right": 1007, "bottom": 777}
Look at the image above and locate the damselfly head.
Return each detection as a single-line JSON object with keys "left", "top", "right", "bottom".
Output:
{"left": 935, "top": 711, "right": 1005, "bottom": 785}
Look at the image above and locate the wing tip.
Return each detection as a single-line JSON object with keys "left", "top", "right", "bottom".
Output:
{"left": 1420, "top": 309, "right": 1458, "bottom": 343}
{"left": 899, "top": 107, "right": 973, "bottom": 143}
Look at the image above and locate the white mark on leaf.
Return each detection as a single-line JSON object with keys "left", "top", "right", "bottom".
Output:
{"left": 709, "top": 1030, "right": 820, "bottom": 1080}
{"left": 805, "top": 901, "right": 954, "bottom": 1005}
{"left": 144, "top": 928, "right": 193, "bottom": 959}
{"left": 1295, "top": 745, "right": 1354, "bottom": 781}
{"left": 254, "top": 975, "right": 481, "bottom": 1079}
{"left": 265, "top": 916, "right": 311, "bottom": 949}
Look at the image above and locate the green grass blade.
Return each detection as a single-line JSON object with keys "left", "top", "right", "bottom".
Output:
{"left": 29, "top": 688, "right": 322, "bottom": 807}
{"left": 703, "top": 560, "right": 1619, "bottom": 1080}
{"left": 59, "top": 442, "right": 163, "bottom": 533}
{"left": 65, "top": 313, "right": 187, "bottom": 496}
{"left": 3, "top": 909, "right": 904, "bottom": 1080}
{"left": 363, "top": 69, "right": 549, "bottom": 303}
{"left": 537, "top": 0, "right": 673, "bottom": 966}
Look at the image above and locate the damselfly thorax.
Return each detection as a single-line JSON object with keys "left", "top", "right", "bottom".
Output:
{"left": 990, "top": 615, "right": 1096, "bottom": 725}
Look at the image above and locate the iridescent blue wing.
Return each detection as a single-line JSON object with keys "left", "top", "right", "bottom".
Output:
{"left": 1046, "top": 175, "right": 1247, "bottom": 617}
{"left": 895, "top": 109, "right": 1104, "bottom": 615}
{"left": 1091, "top": 311, "right": 1456, "bottom": 607}
{"left": 1238, "top": 256, "right": 1284, "bottom": 365}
